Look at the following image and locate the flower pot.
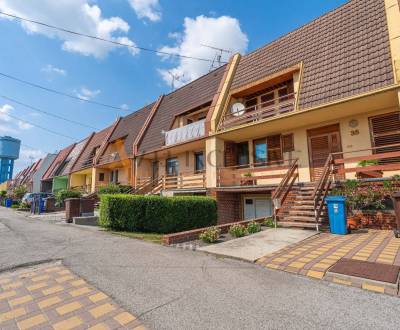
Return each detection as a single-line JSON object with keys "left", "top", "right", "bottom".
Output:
{"left": 356, "top": 170, "right": 383, "bottom": 179}
{"left": 347, "top": 216, "right": 360, "bottom": 230}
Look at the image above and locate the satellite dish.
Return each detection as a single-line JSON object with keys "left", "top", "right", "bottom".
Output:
{"left": 230, "top": 102, "right": 245, "bottom": 116}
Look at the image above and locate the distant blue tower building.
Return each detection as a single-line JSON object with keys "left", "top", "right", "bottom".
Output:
{"left": 0, "top": 136, "right": 21, "bottom": 184}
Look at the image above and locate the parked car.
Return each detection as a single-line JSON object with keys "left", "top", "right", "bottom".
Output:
{"left": 22, "top": 193, "right": 54, "bottom": 206}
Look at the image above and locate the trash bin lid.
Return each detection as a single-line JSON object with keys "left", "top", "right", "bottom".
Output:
{"left": 392, "top": 192, "right": 400, "bottom": 198}
{"left": 325, "top": 195, "right": 346, "bottom": 202}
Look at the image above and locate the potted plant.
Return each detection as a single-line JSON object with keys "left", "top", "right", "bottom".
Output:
{"left": 332, "top": 179, "right": 394, "bottom": 230}
{"left": 241, "top": 172, "right": 257, "bottom": 186}
{"left": 356, "top": 159, "right": 383, "bottom": 179}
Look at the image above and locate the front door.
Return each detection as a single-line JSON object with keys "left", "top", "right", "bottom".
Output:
{"left": 308, "top": 124, "right": 342, "bottom": 181}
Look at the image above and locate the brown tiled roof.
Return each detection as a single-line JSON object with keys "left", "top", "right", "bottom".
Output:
{"left": 42, "top": 144, "right": 75, "bottom": 181}
{"left": 231, "top": 0, "right": 394, "bottom": 109}
{"left": 72, "top": 125, "right": 113, "bottom": 172}
{"left": 138, "top": 65, "right": 226, "bottom": 154}
{"left": 23, "top": 159, "right": 43, "bottom": 185}
{"left": 108, "top": 103, "right": 154, "bottom": 156}
{"left": 59, "top": 136, "right": 91, "bottom": 176}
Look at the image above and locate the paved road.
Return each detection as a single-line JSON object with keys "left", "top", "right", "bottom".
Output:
{"left": 1, "top": 208, "right": 400, "bottom": 330}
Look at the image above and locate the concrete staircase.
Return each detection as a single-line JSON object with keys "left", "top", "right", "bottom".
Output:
{"left": 278, "top": 183, "right": 328, "bottom": 230}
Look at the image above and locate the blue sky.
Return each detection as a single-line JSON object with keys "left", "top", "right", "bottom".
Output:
{"left": 0, "top": 0, "right": 347, "bottom": 173}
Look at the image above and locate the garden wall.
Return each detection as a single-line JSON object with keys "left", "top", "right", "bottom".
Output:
{"left": 347, "top": 211, "right": 396, "bottom": 230}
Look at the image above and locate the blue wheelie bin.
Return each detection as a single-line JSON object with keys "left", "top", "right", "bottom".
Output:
{"left": 5, "top": 198, "right": 12, "bottom": 208}
{"left": 325, "top": 196, "right": 347, "bottom": 235}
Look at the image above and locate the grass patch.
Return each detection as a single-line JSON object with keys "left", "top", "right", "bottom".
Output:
{"left": 107, "top": 230, "right": 163, "bottom": 244}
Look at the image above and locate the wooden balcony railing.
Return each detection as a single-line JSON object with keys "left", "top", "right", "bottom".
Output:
{"left": 97, "top": 152, "right": 122, "bottom": 165}
{"left": 219, "top": 93, "right": 296, "bottom": 130}
{"left": 71, "top": 184, "right": 92, "bottom": 195}
{"left": 73, "top": 155, "right": 95, "bottom": 171}
{"left": 217, "top": 160, "right": 294, "bottom": 187}
{"left": 136, "top": 172, "right": 206, "bottom": 194}
{"left": 331, "top": 143, "right": 400, "bottom": 179}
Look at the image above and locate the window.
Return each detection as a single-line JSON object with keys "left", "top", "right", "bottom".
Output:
{"left": 244, "top": 98, "right": 257, "bottom": 112}
{"left": 254, "top": 139, "right": 267, "bottom": 165}
{"left": 370, "top": 112, "right": 400, "bottom": 164}
{"left": 98, "top": 173, "right": 105, "bottom": 182}
{"left": 195, "top": 152, "right": 204, "bottom": 172}
{"left": 282, "top": 134, "right": 295, "bottom": 152}
{"left": 267, "top": 135, "right": 283, "bottom": 162}
{"left": 110, "top": 170, "right": 119, "bottom": 184}
{"left": 278, "top": 87, "right": 289, "bottom": 101}
{"left": 253, "top": 135, "right": 283, "bottom": 165}
{"left": 166, "top": 158, "right": 179, "bottom": 176}
{"left": 260, "top": 92, "right": 274, "bottom": 107}
{"left": 237, "top": 142, "right": 249, "bottom": 166}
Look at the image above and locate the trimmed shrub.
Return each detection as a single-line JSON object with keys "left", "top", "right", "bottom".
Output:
{"left": 229, "top": 224, "right": 247, "bottom": 238}
{"left": 247, "top": 221, "right": 261, "bottom": 234}
{"left": 99, "top": 194, "right": 217, "bottom": 234}
{"left": 97, "top": 184, "right": 132, "bottom": 195}
{"left": 55, "top": 189, "right": 82, "bottom": 207}
{"left": 199, "top": 227, "right": 221, "bottom": 243}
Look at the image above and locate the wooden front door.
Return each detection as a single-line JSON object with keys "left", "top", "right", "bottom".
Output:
{"left": 308, "top": 124, "right": 342, "bottom": 181}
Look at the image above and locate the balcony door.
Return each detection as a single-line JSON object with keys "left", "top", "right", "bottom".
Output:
{"left": 151, "top": 161, "right": 159, "bottom": 185}
{"left": 307, "top": 124, "right": 342, "bottom": 182}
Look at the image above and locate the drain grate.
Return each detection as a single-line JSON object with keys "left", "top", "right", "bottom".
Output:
{"left": 328, "top": 259, "right": 400, "bottom": 284}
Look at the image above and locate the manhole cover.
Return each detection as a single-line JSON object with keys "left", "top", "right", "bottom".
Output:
{"left": 328, "top": 258, "right": 400, "bottom": 284}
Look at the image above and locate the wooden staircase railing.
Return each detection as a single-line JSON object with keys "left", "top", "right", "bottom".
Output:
{"left": 272, "top": 159, "right": 299, "bottom": 227}
{"left": 312, "top": 154, "right": 334, "bottom": 231}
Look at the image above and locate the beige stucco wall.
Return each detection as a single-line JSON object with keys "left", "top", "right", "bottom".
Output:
{"left": 206, "top": 136, "right": 225, "bottom": 187}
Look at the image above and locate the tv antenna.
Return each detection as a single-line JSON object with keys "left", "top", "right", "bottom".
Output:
{"left": 167, "top": 71, "right": 184, "bottom": 91}
{"left": 201, "top": 44, "right": 232, "bottom": 71}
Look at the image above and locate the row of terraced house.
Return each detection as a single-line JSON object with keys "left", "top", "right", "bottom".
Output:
{"left": 7, "top": 0, "right": 400, "bottom": 228}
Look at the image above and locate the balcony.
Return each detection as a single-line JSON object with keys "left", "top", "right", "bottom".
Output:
{"left": 217, "top": 160, "right": 296, "bottom": 188}
{"left": 165, "top": 119, "right": 205, "bottom": 146}
{"left": 331, "top": 143, "right": 400, "bottom": 180}
{"left": 219, "top": 93, "right": 296, "bottom": 131}
{"left": 136, "top": 172, "right": 206, "bottom": 194}
{"left": 97, "top": 152, "right": 121, "bottom": 166}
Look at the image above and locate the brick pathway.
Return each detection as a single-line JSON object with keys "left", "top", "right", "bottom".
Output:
{"left": 0, "top": 263, "right": 146, "bottom": 330}
{"left": 257, "top": 230, "right": 400, "bottom": 293}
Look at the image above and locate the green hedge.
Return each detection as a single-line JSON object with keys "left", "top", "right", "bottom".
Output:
{"left": 99, "top": 194, "right": 217, "bottom": 234}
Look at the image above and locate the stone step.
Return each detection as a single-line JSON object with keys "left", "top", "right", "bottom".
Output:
{"left": 278, "top": 221, "right": 318, "bottom": 229}
{"left": 284, "top": 215, "right": 320, "bottom": 222}
{"left": 288, "top": 210, "right": 327, "bottom": 216}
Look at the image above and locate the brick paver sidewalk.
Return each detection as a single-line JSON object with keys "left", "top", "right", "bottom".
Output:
{"left": 257, "top": 230, "right": 400, "bottom": 294}
{"left": 0, "top": 263, "right": 146, "bottom": 330}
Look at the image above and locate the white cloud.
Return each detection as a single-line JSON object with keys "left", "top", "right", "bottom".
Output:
{"left": 120, "top": 103, "right": 129, "bottom": 110}
{"left": 128, "top": 0, "right": 161, "bottom": 22}
{"left": 75, "top": 87, "right": 101, "bottom": 101}
{"left": 158, "top": 15, "right": 248, "bottom": 88}
{"left": 0, "top": 0, "right": 139, "bottom": 58}
{"left": 41, "top": 64, "right": 67, "bottom": 76}
{"left": 17, "top": 121, "right": 33, "bottom": 130}
{"left": 14, "top": 147, "right": 47, "bottom": 174}
{"left": 0, "top": 104, "right": 13, "bottom": 122}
